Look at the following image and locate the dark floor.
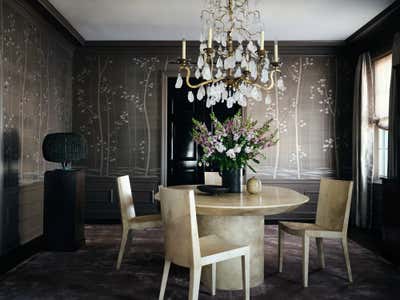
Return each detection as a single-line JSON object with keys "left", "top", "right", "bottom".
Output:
{"left": 1, "top": 225, "right": 400, "bottom": 300}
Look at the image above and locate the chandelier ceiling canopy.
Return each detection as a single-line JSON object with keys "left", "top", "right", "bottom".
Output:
{"left": 175, "top": 0, "right": 284, "bottom": 108}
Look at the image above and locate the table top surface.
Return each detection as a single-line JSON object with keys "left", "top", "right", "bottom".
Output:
{"left": 155, "top": 185, "right": 309, "bottom": 216}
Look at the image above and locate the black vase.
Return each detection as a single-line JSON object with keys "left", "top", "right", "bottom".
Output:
{"left": 221, "top": 169, "right": 242, "bottom": 193}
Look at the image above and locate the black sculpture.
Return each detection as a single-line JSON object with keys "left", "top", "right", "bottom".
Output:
{"left": 42, "top": 132, "right": 87, "bottom": 251}
{"left": 42, "top": 132, "right": 87, "bottom": 169}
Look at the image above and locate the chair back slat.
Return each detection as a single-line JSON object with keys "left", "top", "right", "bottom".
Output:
{"left": 117, "top": 175, "right": 136, "bottom": 226}
{"left": 159, "top": 187, "right": 200, "bottom": 268}
{"left": 316, "top": 178, "right": 353, "bottom": 233}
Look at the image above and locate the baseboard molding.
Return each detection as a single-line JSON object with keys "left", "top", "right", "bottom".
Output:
{"left": 0, "top": 235, "right": 43, "bottom": 275}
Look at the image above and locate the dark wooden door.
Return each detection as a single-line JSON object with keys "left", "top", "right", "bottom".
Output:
{"left": 167, "top": 77, "right": 239, "bottom": 186}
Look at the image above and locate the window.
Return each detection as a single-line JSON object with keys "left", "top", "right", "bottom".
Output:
{"left": 373, "top": 54, "right": 392, "bottom": 178}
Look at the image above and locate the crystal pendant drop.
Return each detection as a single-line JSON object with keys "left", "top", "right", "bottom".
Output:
{"left": 197, "top": 85, "right": 205, "bottom": 100}
{"left": 175, "top": 73, "right": 183, "bottom": 89}
{"left": 277, "top": 78, "right": 286, "bottom": 91}
{"left": 264, "top": 57, "right": 270, "bottom": 68}
{"left": 235, "top": 45, "right": 243, "bottom": 62}
{"left": 224, "top": 56, "right": 235, "bottom": 70}
{"left": 216, "top": 57, "right": 223, "bottom": 69}
{"left": 195, "top": 68, "right": 201, "bottom": 79}
{"left": 261, "top": 69, "right": 269, "bottom": 83}
{"left": 188, "top": 91, "right": 194, "bottom": 103}
{"left": 199, "top": 43, "right": 207, "bottom": 52}
{"left": 234, "top": 67, "right": 242, "bottom": 78}
{"left": 197, "top": 55, "right": 204, "bottom": 69}
{"left": 240, "top": 56, "right": 248, "bottom": 69}
{"left": 226, "top": 96, "right": 234, "bottom": 108}
{"left": 215, "top": 68, "right": 223, "bottom": 79}
{"left": 251, "top": 86, "right": 261, "bottom": 101}
{"left": 247, "top": 40, "right": 257, "bottom": 54}
{"left": 202, "top": 63, "right": 212, "bottom": 80}
{"left": 249, "top": 60, "right": 257, "bottom": 79}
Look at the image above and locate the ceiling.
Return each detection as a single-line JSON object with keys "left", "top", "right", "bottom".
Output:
{"left": 48, "top": 0, "right": 396, "bottom": 41}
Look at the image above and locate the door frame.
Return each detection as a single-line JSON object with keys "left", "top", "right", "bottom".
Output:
{"left": 161, "top": 70, "right": 179, "bottom": 186}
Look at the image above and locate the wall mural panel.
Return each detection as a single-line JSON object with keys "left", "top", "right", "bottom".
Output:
{"left": 73, "top": 52, "right": 162, "bottom": 177}
{"left": 0, "top": 0, "right": 74, "bottom": 255}
{"left": 1, "top": 0, "right": 73, "bottom": 184}
{"left": 74, "top": 51, "right": 337, "bottom": 181}
{"left": 247, "top": 55, "right": 337, "bottom": 179}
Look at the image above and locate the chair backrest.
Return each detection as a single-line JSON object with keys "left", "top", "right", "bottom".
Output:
{"left": 117, "top": 175, "right": 136, "bottom": 226}
{"left": 316, "top": 178, "right": 354, "bottom": 233}
{"left": 204, "top": 172, "right": 222, "bottom": 185}
{"left": 159, "top": 187, "right": 200, "bottom": 268}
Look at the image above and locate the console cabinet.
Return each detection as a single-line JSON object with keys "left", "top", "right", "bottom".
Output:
{"left": 84, "top": 175, "right": 159, "bottom": 222}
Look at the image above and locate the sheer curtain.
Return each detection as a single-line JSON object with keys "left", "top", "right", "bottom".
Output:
{"left": 352, "top": 53, "right": 374, "bottom": 228}
{"left": 388, "top": 33, "right": 400, "bottom": 179}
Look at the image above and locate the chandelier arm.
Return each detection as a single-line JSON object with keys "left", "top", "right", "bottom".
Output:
{"left": 180, "top": 66, "right": 224, "bottom": 89}
{"left": 243, "top": 69, "right": 280, "bottom": 91}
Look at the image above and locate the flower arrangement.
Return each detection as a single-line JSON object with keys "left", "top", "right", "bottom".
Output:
{"left": 192, "top": 111, "right": 277, "bottom": 172}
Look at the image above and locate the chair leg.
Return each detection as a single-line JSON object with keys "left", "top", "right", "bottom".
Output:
{"left": 159, "top": 260, "right": 171, "bottom": 300}
{"left": 341, "top": 237, "right": 353, "bottom": 283}
{"left": 211, "top": 263, "right": 216, "bottom": 296}
{"left": 302, "top": 235, "right": 310, "bottom": 288}
{"left": 189, "top": 266, "right": 202, "bottom": 300}
{"left": 278, "top": 226, "right": 284, "bottom": 272}
{"left": 241, "top": 253, "right": 250, "bottom": 300}
{"left": 316, "top": 237, "right": 325, "bottom": 269}
{"left": 116, "top": 229, "right": 131, "bottom": 270}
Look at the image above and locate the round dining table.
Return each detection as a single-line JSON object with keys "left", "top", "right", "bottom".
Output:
{"left": 155, "top": 185, "right": 309, "bottom": 290}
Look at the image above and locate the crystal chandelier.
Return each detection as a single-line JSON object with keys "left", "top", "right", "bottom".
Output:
{"left": 175, "top": 0, "right": 283, "bottom": 108}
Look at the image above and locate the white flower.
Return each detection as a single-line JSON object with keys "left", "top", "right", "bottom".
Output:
{"left": 215, "top": 143, "right": 226, "bottom": 153}
{"left": 234, "top": 144, "right": 242, "bottom": 153}
{"left": 233, "top": 133, "right": 241, "bottom": 141}
{"left": 245, "top": 146, "right": 252, "bottom": 153}
{"left": 226, "top": 149, "right": 236, "bottom": 159}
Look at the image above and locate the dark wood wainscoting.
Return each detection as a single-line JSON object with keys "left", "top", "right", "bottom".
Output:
{"left": 84, "top": 176, "right": 159, "bottom": 222}
{"left": 262, "top": 179, "right": 320, "bottom": 222}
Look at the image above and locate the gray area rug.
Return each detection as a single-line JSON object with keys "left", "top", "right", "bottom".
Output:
{"left": 0, "top": 225, "right": 399, "bottom": 299}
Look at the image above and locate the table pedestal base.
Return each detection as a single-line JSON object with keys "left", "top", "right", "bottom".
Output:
{"left": 197, "top": 215, "right": 264, "bottom": 290}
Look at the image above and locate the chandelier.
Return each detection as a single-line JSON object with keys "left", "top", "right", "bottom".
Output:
{"left": 175, "top": 0, "right": 284, "bottom": 108}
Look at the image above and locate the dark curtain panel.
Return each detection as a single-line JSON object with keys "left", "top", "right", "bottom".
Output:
{"left": 388, "top": 33, "right": 400, "bottom": 179}
{"left": 352, "top": 53, "right": 374, "bottom": 228}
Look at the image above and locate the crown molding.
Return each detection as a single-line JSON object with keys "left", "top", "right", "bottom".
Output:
{"left": 34, "top": 0, "right": 85, "bottom": 46}
{"left": 82, "top": 40, "right": 343, "bottom": 55}
{"left": 346, "top": 0, "right": 400, "bottom": 45}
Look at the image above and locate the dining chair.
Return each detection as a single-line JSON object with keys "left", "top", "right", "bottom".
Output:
{"left": 204, "top": 172, "right": 222, "bottom": 185}
{"left": 116, "top": 175, "right": 162, "bottom": 270}
{"left": 278, "top": 178, "right": 354, "bottom": 287}
{"left": 158, "top": 187, "right": 250, "bottom": 300}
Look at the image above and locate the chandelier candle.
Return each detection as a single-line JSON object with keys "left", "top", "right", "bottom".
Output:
{"left": 176, "top": 0, "right": 285, "bottom": 108}
{"left": 182, "top": 39, "right": 186, "bottom": 60}
{"left": 260, "top": 31, "right": 264, "bottom": 51}
{"left": 274, "top": 40, "right": 279, "bottom": 62}
{"left": 208, "top": 28, "right": 213, "bottom": 48}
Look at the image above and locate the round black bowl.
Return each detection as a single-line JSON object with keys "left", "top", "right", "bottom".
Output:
{"left": 197, "top": 185, "right": 230, "bottom": 195}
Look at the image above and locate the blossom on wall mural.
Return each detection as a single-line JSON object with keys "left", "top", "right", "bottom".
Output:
{"left": 1, "top": 7, "right": 73, "bottom": 184}
{"left": 247, "top": 55, "right": 337, "bottom": 179}
{"left": 74, "top": 55, "right": 161, "bottom": 177}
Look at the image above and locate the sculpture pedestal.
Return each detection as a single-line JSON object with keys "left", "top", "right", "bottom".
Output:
{"left": 197, "top": 215, "right": 264, "bottom": 290}
{"left": 44, "top": 169, "right": 85, "bottom": 251}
